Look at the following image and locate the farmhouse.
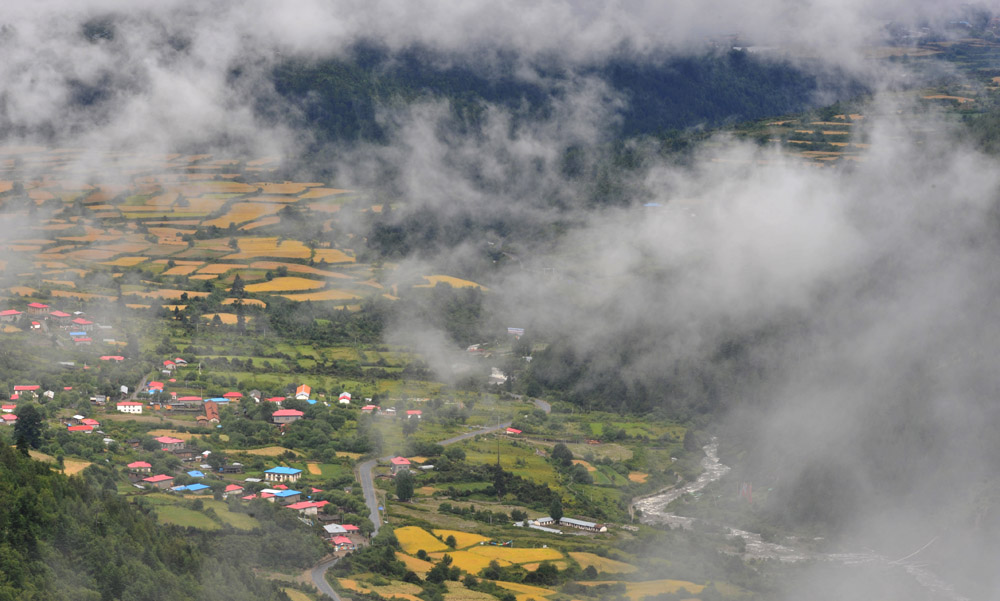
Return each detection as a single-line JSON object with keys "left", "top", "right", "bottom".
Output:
{"left": 49, "top": 310, "right": 71, "bottom": 325}
{"left": 390, "top": 456, "right": 411, "bottom": 475}
{"left": 223, "top": 391, "right": 242, "bottom": 400}
{"left": 117, "top": 401, "right": 143, "bottom": 414}
{"left": 265, "top": 396, "right": 285, "bottom": 404}
{"left": 1, "top": 414, "right": 17, "bottom": 425}
{"left": 81, "top": 418, "right": 100, "bottom": 427}
{"left": 180, "top": 483, "right": 210, "bottom": 494}
{"left": 331, "top": 535, "right": 355, "bottom": 551}
{"left": 143, "top": 474, "right": 174, "bottom": 489}
{"left": 71, "top": 317, "right": 94, "bottom": 331}
{"left": 1, "top": 404, "right": 15, "bottom": 413}
{"left": 67, "top": 425, "right": 94, "bottom": 433}
{"left": 0, "top": 309, "right": 22, "bottom": 322}
{"left": 128, "top": 461, "right": 152, "bottom": 474}
{"left": 26, "top": 302, "right": 49, "bottom": 315}
{"left": 203, "top": 400, "right": 220, "bottom": 423}
{"left": 406, "top": 410, "right": 422, "bottom": 419}
{"left": 272, "top": 408, "right": 304, "bottom": 425}
{"left": 323, "top": 524, "right": 360, "bottom": 540}
{"left": 295, "top": 384, "right": 311, "bottom": 400}
{"left": 339, "top": 392, "right": 351, "bottom": 404}
{"left": 154, "top": 436, "right": 185, "bottom": 451}
{"left": 532, "top": 516, "right": 608, "bottom": 533}
{"left": 261, "top": 488, "right": 302, "bottom": 504}
{"left": 14, "top": 385, "right": 39, "bottom": 395}
{"left": 361, "top": 404, "right": 380, "bottom": 414}
{"left": 264, "top": 466, "right": 302, "bottom": 483}
{"left": 286, "top": 500, "right": 328, "bottom": 515}
{"left": 505, "top": 427, "right": 522, "bottom": 435}
{"left": 223, "top": 484, "right": 244, "bottom": 498}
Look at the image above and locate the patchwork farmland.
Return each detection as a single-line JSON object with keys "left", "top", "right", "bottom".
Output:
{"left": 0, "top": 148, "right": 482, "bottom": 317}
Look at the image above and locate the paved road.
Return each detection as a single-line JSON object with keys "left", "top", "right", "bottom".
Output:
{"left": 310, "top": 556, "right": 343, "bottom": 601}
{"left": 313, "top": 396, "right": 552, "bottom": 598}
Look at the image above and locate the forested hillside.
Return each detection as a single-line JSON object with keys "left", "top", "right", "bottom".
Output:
{"left": 0, "top": 445, "right": 295, "bottom": 601}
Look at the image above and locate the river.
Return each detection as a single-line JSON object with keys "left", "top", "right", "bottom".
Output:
{"left": 632, "top": 439, "right": 970, "bottom": 601}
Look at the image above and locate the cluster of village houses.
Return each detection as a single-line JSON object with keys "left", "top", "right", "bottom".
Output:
{"left": 128, "top": 439, "right": 362, "bottom": 551}
{"left": 1, "top": 302, "right": 102, "bottom": 344}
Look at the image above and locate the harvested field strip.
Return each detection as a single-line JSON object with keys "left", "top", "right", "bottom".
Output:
{"left": 202, "top": 313, "right": 245, "bottom": 325}
{"left": 198, "top": 263, "right": 249, "bottom": 274}
{"left": 244, "top": 277, "right": 325, "bottom": 293}
{"left": 189, "top": 274, "right": 218, "bottom": 280}
{"left": 580, "top": 579, "right": 706, "bottom": 600}
{"left": 306, "top": 462, "right": 322, "bottom": 475}
{"left": 300, "top": 187, "right": 350, "bottom": 199}
{"left": 442, "top": 582, "right": 498, "bottom": 601}
{"left": 279, "top": 289, "right": 359, "bottom": 302}
{"left": 431, "top": 530, "right": 490, "bottom": 549}
{"left": 468, "top": 546, "right": 563, "bottom": 564}
{"left": 628, "top": 472, "right": 648, "bottom": 483}
{"left": 51, "top": 290, "right": 114, "bottom": 301}
{"left": 488, "top": 580, "right": 558, "bottom": 599}
{"left": 240, "top": 447, "right": 303, "bottom": 456}
{"left": 923, "top": 94, "right": 975, "bottom": 103}
{"left": 162, "top": 265, "right": 202, "bottom": 276}
{"left": 240, "top": 216, "right": 280, "bottom": 230}
{"left": 249, "top": 261, "right": 352, "bottom": 279}
{"left": 131, "top": 289, "right": 210, "bottom": 299}
{"left": 416, "top": 275, "right": 484, "bottom": 289}
{"left": 202, "top": 202, "right": 282, "bottom": 228}
{"left": 428, "top": 551, "right": 509, "bottom": 574}
{"left": 313, "top": 249, "right": 355, "bottom": 263}
{"left": 395, "top": 526, "right": 450, "bottom": 555}
{"left": 568, "top": 552, "right": 636, "bottom": 574}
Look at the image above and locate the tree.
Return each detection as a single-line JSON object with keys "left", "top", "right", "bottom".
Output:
{"left": 445, "top": 534, "right": 457, "bottom": 548}
{"left": 231, "top": 273, "right": 246, "bottom": 298}
{"left": 14, "top": 404, "right": 44, "bottom": 449}
{"left": 395, "top": 470, "right": 414, "bottom": 502}
{"left": 549, "top": 496, "right": 563, "bottom": 524}
{"left": 551, "top": 443, "right": 573, "bottom": 466}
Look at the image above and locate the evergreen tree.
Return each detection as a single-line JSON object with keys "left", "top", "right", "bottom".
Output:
{"left": 395, "top": 470, "right": 414, "bottom": 502}
{"left": 13, "top": 404, "right": 43, "bottom": 449}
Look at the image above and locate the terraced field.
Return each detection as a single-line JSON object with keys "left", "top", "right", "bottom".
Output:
{"left": 0, "top": 147, "right": 484, "bottom": 313}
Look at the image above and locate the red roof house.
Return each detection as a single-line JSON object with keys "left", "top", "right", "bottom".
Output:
{"left": 390, "top": 456, "right": 411, "bottom": 475}
{"left": 506, "top": 427, "right": 522, "bottom": 435}
{"left": 295, "top": 384, "right": 311, "bottom": 400}
{"left": 143, "top": 474, "right": 174, "bottom": 489}
{"left": 13, "top": 385, "right": 40, "bottom": 392}
{"left": 406, "top": 410, "right": 422, "bottom": 419}
{"left": 1, "top": 414, "right": 17, "bottom": 424}
{"left": 265, "top": 396, "right": 285, "bottom": 403}
{"left": 272, "top": 408, "right": 304, "bottom": 424}
{"left": 223, "top": 391, "right": 242, "bottom": 399}
{"left": 67, "top": 425, "right": 94, "bottom": 433}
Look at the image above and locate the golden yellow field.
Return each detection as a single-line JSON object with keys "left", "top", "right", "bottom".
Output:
{"left": 102, "top": 256, "right": 149, "bottom": 267}
{"left": 255, "top": 182, "right": 310, "bottom": 195}
{"left": 306, "top": 462, "right": 322, "bottom": 475}
{"left": 281, "top": 589, "right": 313, "bottom": 601}
{"left": 313, "top": 249, "right": 355, "bottom": 264}
{"left": 520, "top": 561, "right": 568, "bottom": 571}
{"left": 468, "top": 546, "right": 563, "bottom": 564}
{"left": 923, "top": 94, "right": 975, "bottom": 103}
{"left": 568, "top": 552, "right": 636, "bottom": 574}
{"left": 202, "top": 313, "right": 246, "bottom": 325}
{"left": 244, "top": 276, "right": 325, "bottom": 293}
{"left": 628, "top": 472, "right": 648, "bottom": 483}
{"left": 279, "top": 289, "right": 359, "bottom": 302}
{"left": 572, "top": 459, "right": 597, "bottom": 472}
{"left": 416, "top": 275, "right": 484, "bottom": 289}
{"left": 162, "top": 264, "right": 202, "bottom": 276}
{"left": 395, "top": 526, "right": 450, "bottom": 555}
{"left": 488, "top": 580, "right": 558, "bottom": 600}
{"left": 197, "top": 263, "right": 248, "bottom": 274}
{"left": 339, "top": 579, "right": 422, "bottom": 601}
{"left": 249, "top": 261, "right": 351, "bottom": 279}
{"left": 396, "top": 552, "right": 434, "bottom": 575}
{"left": 432, "top": 530, "right": 490, "bottom": 549}
{"left": 203, "top": 202, "right": 282, "bottom": 228}
{"left": 240, "top": 216, "right": 281, "bottom": 230}
{"left": 134, "top": 289, "right": 210, "bottom": 300}
{"left": 62, "top": 459, "right": 92, "bottom": 475}
{"left": 581, "top": 580, "right": 705, "bottom": 599}
{"left": 443, "top": 582, "right": 500, "bottom": 601}
{"left": 189, "top": 274, "right": 218, "bottom": 280}
{"left": 427, "top": 551, "right": 510, "bottom": 574}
